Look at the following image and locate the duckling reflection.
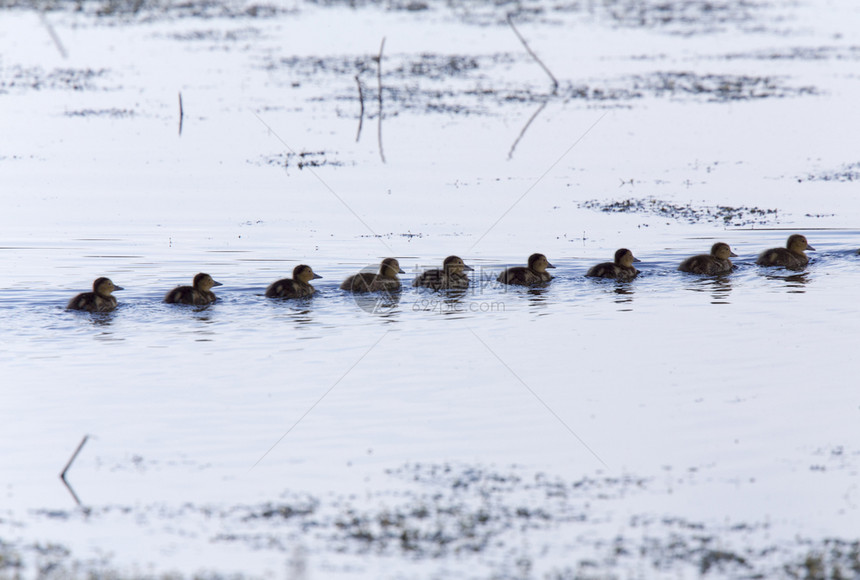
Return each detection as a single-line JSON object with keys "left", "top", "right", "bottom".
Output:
{"left": 413, "top": 256, "right": 473, "bottom": 290}
{"left": 164, "top": 273, "right": 222, "bottom": 305}
{"left": 756, "top": 234, "right": 815, "bottom": 270}
{"left": 764, "top": 271, "right": 810, "bottom": 293}
{"left": 678, "top": 242, "right": 737, "bottom": 275}
{"left": 67, "top": 277, "right": 123, "bottom": 312}
{"left": 497, "top": 253, "right": 555, "bottom": 286}
{"left": 586, "top": 248, "right": 641, "bottom": 281}
{"left": 266, "top": 265, "right": 322, "bottom": 299}
{"left": 341, "top": 258, "right": 404, "bottom": 293}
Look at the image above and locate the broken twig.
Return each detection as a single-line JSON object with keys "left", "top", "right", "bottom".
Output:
{"left": 507, "top": 13, "right": 558, "bottom": 95}
{"left": 178, "top": 91, "right": 184, "bottom": 136}
{"left": 376, "top": 37, "right": 386, "bottom": 163}
{"left": 39, "top": 11, "right": 68, "bottom": 59}
{"left": 355, "top": 74, "right": 365, "bottom": 142}
{"left": 508, "top": 99, "right": 548, "bottom": 160}
{"left": 60, "top": 435, "right": 88, "bottom": 506}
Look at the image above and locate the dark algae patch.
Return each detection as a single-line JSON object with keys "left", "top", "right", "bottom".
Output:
{"left": 7, "top": 463, "right": 857, "bottom": 578}
{"left": 799, "top": 162, "right": 860, "bottom": 183}
{"left": 580, "top": 197, "right": 780, "bottom": 226}
{"left": 253, "top": 150, "right": 347, "bottom": 169}
{"left": 0, "top": 66, "right": 111, "bottom": 94}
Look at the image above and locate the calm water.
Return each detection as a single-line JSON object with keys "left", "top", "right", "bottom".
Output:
{"left": 2, "top": 0, "right": 860, "bottom": 576}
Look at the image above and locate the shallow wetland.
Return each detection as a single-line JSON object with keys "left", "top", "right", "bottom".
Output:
{"left": 1, "top": 0, "right": 859, "bottom": 577}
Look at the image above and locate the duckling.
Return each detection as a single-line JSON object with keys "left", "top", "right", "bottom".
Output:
{"left": 413, "top": 255, "right": 473, "bottom": 290}
{"left": 67, "top": 277, "right": 123, "bottom": 312}
{"left": 678, "top": 242, "right": 737, "bottom": 275}
{"left": 340, "top": 258, "right": 404, "bottom": 293}
{"left": 266, "top": 264, "right": 322, "bottom": 299}
{"left": 497, "top": 253, "right": 555, "bottom": 286}
{"left": 756, "top": 234, "right": 815, "bottom": 270}
{"left": 164, "top": 273, "right": 222, "bottom": 305}
{"left": 585, "top": 248, "right": 641, "bottom": 281}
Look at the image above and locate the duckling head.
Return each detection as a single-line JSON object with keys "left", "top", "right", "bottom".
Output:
{"left": 379, "top": 258, "right": 405, "bottom": 278}
{"left": 294, "top": 264, "right": 322, "bottom": 283}
{"left": 443, "top": 255, "right": 473, "bottom": 274}
{"left": 615, "top": 248, "right": 641, "bottom": 267}
{"left": 711, "top": 243, "right": 737, "bottom": 259}
{"left": 787, "top": 234, "right": 814, "bottom": 252}
{"left": 193, "top": 273, "right": 223, "bottom": 291}
{"left": 527, "top": 253, "right": 555, "bottom": 272}
{"left": 94, "top": 277, "right": 123, "bottom": 295}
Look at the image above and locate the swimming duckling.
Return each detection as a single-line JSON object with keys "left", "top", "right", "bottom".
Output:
{"left": 586, "top": 248, "right": 641, "bottom": 281}
{"left": 756, "top": 234, "right": 815, "bottom": 270}
{"left": 164, "top": 273, "right": 222, "bottom": 305}
{"left": 67, "top": 277, "right": 123, "bottom": 312}
{"left": 266, "top": 265, "right": 322, "bottom": 299}
{"left": 678, "top": 242, "right": 737, "bottom": 275}
{"left": 497, "top": 253, "right": 556, "bottom": 286}
{"left": 413, "top": 255, "right": 473, "bottom": 290}
{"left": 340, "top": 258, "right": 404, "bottom": 293}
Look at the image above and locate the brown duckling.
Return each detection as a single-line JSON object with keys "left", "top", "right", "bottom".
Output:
{"left": 67, "top": 277, "right": 124, "bottom": 312}
{"left": 756, "top": 234, "right": 815, "bottom": 270}
{"left": 164, "top": 273, "right": 222, "bottom": 305}
{"left": 586, "top": 248, "right": 641, "bottom": 281}
{"left": 266, "top": 264, "right": 322, "bottom": 299}
{"left": 340, "top": 258, "right": 404, "bottom": 293}
{"left": 678, "top": 242, "right": 737, "bottom": 275}
{"left": 497, "top": 253, "right": 555, "bottom": 286}
{"left": 413, "top": 255, "right": 473, "bottom": 290}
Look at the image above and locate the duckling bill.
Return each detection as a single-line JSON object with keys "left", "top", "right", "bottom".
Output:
{"left": 586, "top": 248, "right": 640, "bottom": 281}
{"left": 756, "top": 234, "right": 815, "bottom": 270}
{"left": 678, "top": 242, "right": 736, "bottom": 275}
{"left": 341, "top": 258, "right": 404, "bottom": 293}
{"left": 164, "top": 273, "right": 222, "bottom": 305}
{"left": 67, "top": 277, "right": 123, "bottom": 312}
{"left": 266, "top": 265, "right": 322, "bottom": 299}
{"left": 413, "top": 255, "right": 473, "bottom": 290}
{"left": 497, "top": 253, "right": 555, "bottom": 286}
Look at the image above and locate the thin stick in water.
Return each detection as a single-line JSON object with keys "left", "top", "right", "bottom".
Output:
{"left": 376, "top": 37, "right": 386, "bottom": 163}
{"left": 178, "top": 91, "right": 185, "bottom": 136}
{"left": 38, "top": 10, "right": 68, "bottom": 59}
{"left": 507, "top": 13, "right": 558, "bottom": 95}
{"left": 508, "top": 99, "right": 548, "bottom": 160}
{"left": 60, "top": 435, "right": 88, "bottom": 506}
{"left": 355, "top": 74, "right": 365, "bottom": 142}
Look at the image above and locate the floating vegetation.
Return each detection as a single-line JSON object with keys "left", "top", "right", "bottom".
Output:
{"left": 0, "top": 66, "right": 111, "bottom": 94}
{"left": 599, "top": 0, "right": 765, "bottom": 35}
{"left": 799, "top": 162, "right": 860, "bottom": 183}
{"left": 580, "top": 197, "right": 780, "bottom": 225}
{"left": 63, "top": 108, "right": 135, "bottom": 118}
{"left": 254, "top": 150, "right": 346, "bottom": 169}
{"left": 721, "top": 45, "right": 860, "bottom": 61}
{"left": 3, "top": 463, "right": 858, "bottom": 579}
{"left": 629, "top": 71, "right": 817, "bottom": 101}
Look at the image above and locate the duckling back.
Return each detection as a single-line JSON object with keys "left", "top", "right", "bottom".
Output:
{"left": 679, "top": 243, "right": 735, "bottom": 275}
{"left": 498, "top": 253, "right": 555, "bottom": 286}
{"left": 164, "top": 273, "right": 222, "bottom": 305}
{"left": 267, "top": 265, "right": 320, "bottom": 298}
{"left": 586, "top": 249, "right": 640, "bottom": 281}
{"left": 164, "top": 285, "right": 210, "bottom": 305}
{"left": 678, "top": 254, "right": 726, "bottom": 275}
{"left": 342, "top": 259, "right": 403, "bottom": 293}
{"left": 340, "top": 272, "right": 380, "bottom": 293}
{"left": 414, "top": 256, "right": 472, "bottom": 290}
{"left": 586, "top": 262, "right": 629, "bottom": 280}
{"left": 67, "top": 277, "right": 122, "bottom": 312}
{"left": 756, "top": 235, "right": 813, "bottom": 270}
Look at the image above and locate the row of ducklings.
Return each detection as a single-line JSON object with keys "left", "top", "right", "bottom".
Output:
{"left": 67, "top": 234, "right": 818, "bottom": 312}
